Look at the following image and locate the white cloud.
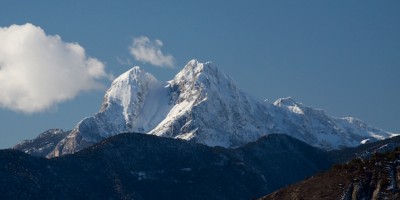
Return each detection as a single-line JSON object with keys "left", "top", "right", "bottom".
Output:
{"left": 129, "top": 36, "right": 175, "bottom": 68}
{"left": 0, "top": 23, "right": 111, "bottom": 113}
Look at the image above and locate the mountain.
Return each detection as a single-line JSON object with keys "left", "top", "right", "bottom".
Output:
{"left": 2, "top": 132, "right": 333, "bottom": 200}
{"left": 16, "top": 59, "right": 395, "bottom": 157}
{"left": 329, "top": 133, "right": 400, "bottom": 163}
{"left": 7, "top": 132, "right": 400, "bottom": 199}
{"left": 13, "top": 129, "right": 69, "bottom": 157}
{"left": 260, "top": 147, "right": 400, "bottom": 200}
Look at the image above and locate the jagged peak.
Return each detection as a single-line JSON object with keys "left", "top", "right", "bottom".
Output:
{"left": 112, "top": 66, "right": 157, "bottom": 84}
{"left": 130, "top": 65, "right": 142, "bottom": 72}
{"left": 107, "top": 66, "right": 159, "bottom": 94}
{"left": 179, "top": 59, "right": 213, "bottom": 76}
{"left": 186, "top": 59, "right": 199, "bottom": 67}
{"left": 170, "top": 59, "right": 230, "bottom": 87}
{"left": 273, "top": 97, "right": 298, "bottom": 107}
{"left": 100, "top": 66, "right": 159, "bottom": 112}
{"left": 184, "top": 59, "right": 216, "bottom": 71}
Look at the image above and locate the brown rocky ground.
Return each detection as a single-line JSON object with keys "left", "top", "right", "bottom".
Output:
{"left": 260, "top": 148, "right": 400, "bottom": 200}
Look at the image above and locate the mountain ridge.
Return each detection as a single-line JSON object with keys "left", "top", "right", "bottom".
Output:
{"left": 2, "top": 132, "right": 338, "bottom": 200}
{"left": 13, "top": 129, "right": 69, "bottom": 157}
{"left": 6, "top": 131, "right": 400, "bottom": 199}
{"left": 14, "top": 59, "right": 396, "bottom": 157}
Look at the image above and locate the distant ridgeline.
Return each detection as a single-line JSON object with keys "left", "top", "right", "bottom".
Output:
{"left": 4, "top": 132, "right": 400, "bottom": 199}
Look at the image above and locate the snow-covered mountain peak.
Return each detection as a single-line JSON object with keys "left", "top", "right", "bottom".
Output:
{"left": 170, "top": 59, "right": 223, "bottom": 87}
{"left": 173, "top": 60, "right": 236, "bottom": 90}
{"left": 167, "top": 59, "right": 237, "bottom": 105}
{"left": 94, "top": 65, "right": 168, "bottom": 135}
{"left": 100, "top": 66, "right": 158, "bottom": 112}
{"left": 109, "top": 65, "right": 157, "bottom": 90}
{"left": 49, "top": 66, "right": 171, "bottom": 156}
{"left": 186, "top": 59, "right": 199, "bottom": 67}
{"left": 150, "top": 60, "right": 262, "bottom": 147}
{"left": 110, "top": 66, "right": 157, "bottom": 89}
{"left": 115, "top": 66, "right": 144, "bottom": 80}
{"left": 43, "top": 59, "right": 396, "bottom": 157}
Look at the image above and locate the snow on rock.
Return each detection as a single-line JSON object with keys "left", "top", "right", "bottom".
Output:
{"left": 360, "top": 139, "right": 371, "bottom": 144}
{"left": 149, "top": 60, "right": 273, "bottom": 147}
{"left": 13, "top": 128, "right": 68, "bottom": 157}
{"left": 272, "top": 97, "right": 396, "bottom": 149}
{"left": 50, "top": 66, "right": 171, "bottom": 156}
{"left": 48, "top": 59, "right": 396, "bottom": 157}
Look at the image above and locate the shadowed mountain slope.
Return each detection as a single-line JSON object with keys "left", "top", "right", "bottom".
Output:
{"left": 260, "top": 148, "right": 400, "bottom": 200}
{"left": 2, "top": 133, "right": 332, "bottom": 200}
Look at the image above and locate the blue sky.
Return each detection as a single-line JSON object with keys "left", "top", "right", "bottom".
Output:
{"left": 0, "top": 0, "right": 399, "bottom": 148}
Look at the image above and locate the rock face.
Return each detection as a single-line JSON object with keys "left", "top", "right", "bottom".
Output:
{"left": 21, "top": 59, "right": 395, "bottom": 157}
{"left": 13, "top": 129, "right": 68, "bottom": 157}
